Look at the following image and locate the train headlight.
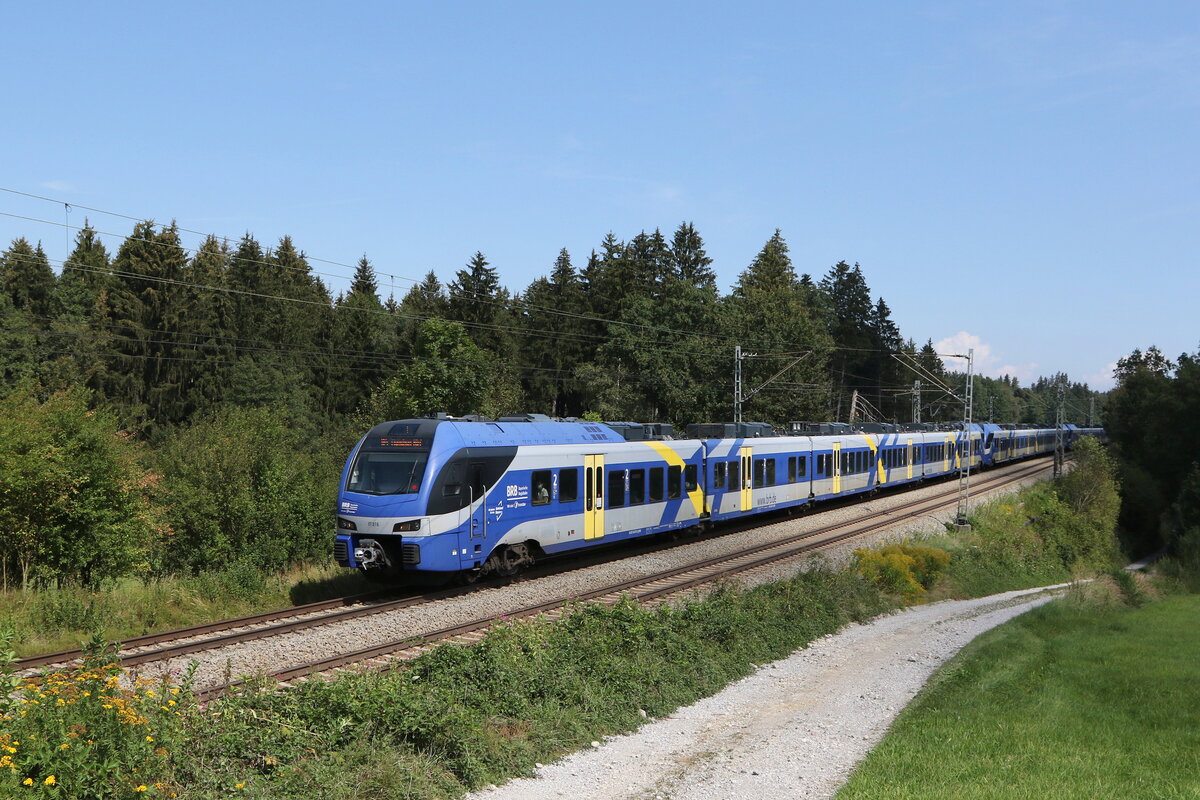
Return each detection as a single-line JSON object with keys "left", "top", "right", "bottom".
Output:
{"left": 337, "top": 517, "right": 357, "bottom": 531}
{"left": 392, "top": 519, "right": 421, "bottom": 532}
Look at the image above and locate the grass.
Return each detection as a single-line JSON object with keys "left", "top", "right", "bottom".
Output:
{"left": 837, "top": 591, "right": 1200, "bottom": 800}
{"left": 0, "top": 561, "right": 373, "bottom": 657}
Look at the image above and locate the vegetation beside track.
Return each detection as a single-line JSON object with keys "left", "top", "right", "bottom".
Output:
{"left": 1, "top": 562, "right": 371, "bottom": 658}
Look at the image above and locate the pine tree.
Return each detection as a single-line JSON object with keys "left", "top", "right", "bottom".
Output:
{"left": 0, "top": 238, "right": 56, "bottom": 322}
{"left": 447, "top": 251, "right": 510, "bottom": 354}
{"left": 721, "top": 231, "right": 832, "bottom": 424}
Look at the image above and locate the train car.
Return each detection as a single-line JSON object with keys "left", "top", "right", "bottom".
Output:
{"left": 334, "top": 417, "right": 704, "bottom": 580}
{"left": 702, "top": 435, "right": 814, "bottom": 522}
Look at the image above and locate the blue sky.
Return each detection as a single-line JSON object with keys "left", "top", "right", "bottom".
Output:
{"left": 2, "top": 1, "right": 1197, "bottom": 390}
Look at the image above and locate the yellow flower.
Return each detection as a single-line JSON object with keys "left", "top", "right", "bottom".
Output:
{"left": 22, "top": 777, "right": 32, "bottom": 786}
{"left": 235, "top": 783, "right": 245, "bottom": 789}
{"left": 145, "top": 736, "right": 154, "bottom": 742}
{"left": 59, "top": 743, "right": 70, "bottom": 750}
{"left": 44, "top": 775, "right": 57, "bottom": 785}
{"left": 135, "top": 786, "right": 148, "bottom": 793}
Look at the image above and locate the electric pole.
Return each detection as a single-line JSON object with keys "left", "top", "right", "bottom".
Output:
{"left": 912, "top": 380, "right": 921, "bottom": 424}
{"left": 955, "top": 348, "right": 974, "bottom": 527}
{"left": 1053, "top": 379, "right": 1066, "bottom": 478}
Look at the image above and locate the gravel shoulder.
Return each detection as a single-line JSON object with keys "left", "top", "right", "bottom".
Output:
{"left": 467, "top": 584, "right": 1071, "bottom": 800}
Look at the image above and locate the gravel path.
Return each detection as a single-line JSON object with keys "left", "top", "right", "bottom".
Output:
{"left": 467, "top": 584, "right": 1070, "bottom": 800}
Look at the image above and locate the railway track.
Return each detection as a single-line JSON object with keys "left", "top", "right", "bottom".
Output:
{"left": 193, "top": 458, "right": 1052, "bottom": 699}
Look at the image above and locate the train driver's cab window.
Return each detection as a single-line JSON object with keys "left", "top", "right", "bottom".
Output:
{"left": 531, "top": 470, "right": 552, "bottom": 505}
{"left": 607, "top": 469, "right": 626, "bottom": 508}
{"left": 797, "top": 456, "right": 807, "bottom": 477}
{"left": 559, "top": 468, "right": 578, "bottom": 503}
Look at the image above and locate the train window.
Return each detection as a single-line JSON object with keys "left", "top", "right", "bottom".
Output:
{"left": 585, "top": 468, "right": 593, "bottom": 511}
{"left": 729, "top": 461, "right": 740, "bottom": 491}
{"left": 787, "top": 457, "right": 796, "bottom": 483}
{"left": 531, "top": 470, "right": 552, "bottom": 506}
{"left": 607, "top": 470, "right": 625, "bottom": 508}
{"left": 596, "top": 467, "right": 603, "bottom": 501}
{"left": 685, "top": 464, "right": 698, "bottom": 492}
{"left": 798, "top": 456, "right": 807, "bottom": 478}
{"left": 650, "top": 466, "right": 664, "bottom": 502}
{"left": 560, "top": 469, "right": 578, "bottom": 503}
{"left": 765, "top": 459, "right": 776, "bottom": 486}
{"left": 714, "top": 462, "right": 726, "bottom": 489}
{"left": 840, "top": 452, "right": 848, "bottom": 475}
{"left": 753, "top": 459, "right": 765, "bottom": 488}
{"left": 629, "top": 468, "right": 646, "bottom": 506}
{"left": 668, "top": 465, "right": 682, "bottom": 499}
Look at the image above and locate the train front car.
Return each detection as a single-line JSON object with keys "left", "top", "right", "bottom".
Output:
{"left": 334, "top": 417, "right": 632, "bottom": 581}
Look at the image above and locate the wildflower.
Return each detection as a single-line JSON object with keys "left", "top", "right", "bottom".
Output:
{"left": 145, "top": 736, "right": 154, "bottom": 742}
{"left": 22, "top": 778, "right": 32, "bottom": 786}
{"left": 135, "top": 786, "right": 148, "bottom": 793}
{"left": 60, "top": 743, "right": 70, "bottom": 750}
{"left": 45, "top": 775, "right": 56, "bottom": 785}
{"left": 235, "top": 783, "right": 245, "bottom": 789}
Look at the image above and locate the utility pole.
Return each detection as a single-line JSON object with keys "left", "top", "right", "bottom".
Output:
{"left": 988, "top": 394, "right": 995, "bottom": 423}
{"left": 734, "top": 345, "right": 743, "bottom": 424}
{"left": 849, "top": 389, "right": 860, "bottom": 425}
{"left": 1089, "top": 396, "right": 1095, "bottom": 426}
{"left": 955, "top": 348, "right": 974, "bottom": 527}
{"left": 912, "top": 380, "right": 921, "bottom": 424}
{"left": 1053, "top": 379, "right": 1066, "bottom": 478}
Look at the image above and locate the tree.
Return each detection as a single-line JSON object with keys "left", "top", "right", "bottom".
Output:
{"left": 356, "top": 318, "right": 515, "bottom": 423}
{"left": 447, "top": 251, "right": 508, "bottom": 354}
{"left": 0, "top": 237, "right": 55, "bottom": 321}
{"left": 721, "top": 230, "right": 832, "bottom": 424}
{"left": 0, "top": 386, "right": 155, "bottom": 588}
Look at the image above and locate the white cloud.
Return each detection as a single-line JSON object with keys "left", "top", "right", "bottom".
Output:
{"left": 40, "top": 180, "right": 76, "bottom": 193}
{"left": 933, "top": 331, "right": 993, "bottom": 372}
{"left": 1083, "top": 362, "right": 1118, "bottom": 391}
{"left": 934, "top": 331, "right": 1039, "bottom": 383}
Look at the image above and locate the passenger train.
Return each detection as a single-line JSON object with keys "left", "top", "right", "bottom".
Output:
{"left": 334, "top": 416, "right": 1105, "bottom": 581}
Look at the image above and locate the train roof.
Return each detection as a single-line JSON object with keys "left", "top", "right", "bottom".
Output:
{"left": 363, "top": 418, "right": 627, "bottom": 448}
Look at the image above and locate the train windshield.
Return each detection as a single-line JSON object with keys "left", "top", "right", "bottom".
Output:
{"left": 346, "top": 452, "right": 428, "bottom": 495}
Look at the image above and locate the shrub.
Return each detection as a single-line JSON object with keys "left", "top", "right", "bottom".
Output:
{"left": 854, "top": 543, "right": 951, "bottom": 602}
{"left": 0, "top": 386, "right": 156, "bottom": 589}
{"left": 154, "top": 407, "right": 339, "bottom": 574}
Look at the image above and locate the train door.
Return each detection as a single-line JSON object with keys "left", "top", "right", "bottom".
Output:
{"left": 468, "top": 462, "right": 487, "bottom": 540}
{"left": 906, "top": 438, "right": 914, "bottom": 480}
{"left": 584, "top": 454, "right": 605, "bottom": 540}
{"left": 739, "top": 446, "right": 753, "bottom": 511}
{"left": 832, "top": 442, "right": 842, "bottom": 494}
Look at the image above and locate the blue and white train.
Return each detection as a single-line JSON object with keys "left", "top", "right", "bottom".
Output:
{"left": 334, "top": 417, "right": 1105, "bottom": 581}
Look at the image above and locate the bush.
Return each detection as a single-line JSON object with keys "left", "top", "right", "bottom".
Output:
{"left": 155, "top": 407, "right": 339, "bottom": 574}
{"left": 0, "top": 386, "right": 156, "bottom": 589}
{"left": 853, "top": 543, "right": 951, "bottom": 602}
